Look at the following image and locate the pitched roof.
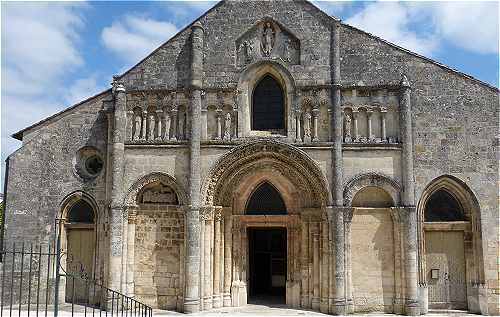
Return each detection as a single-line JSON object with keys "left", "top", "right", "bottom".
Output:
{"left": 12, "top": 89, "right": 111, "bottom": 141}
{"left": 11, "top": 0, "right": 499, "bottom": 141}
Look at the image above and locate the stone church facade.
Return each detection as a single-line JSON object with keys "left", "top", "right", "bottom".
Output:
{"left": 3, "top": 1, "right": 499, "bottom": 315}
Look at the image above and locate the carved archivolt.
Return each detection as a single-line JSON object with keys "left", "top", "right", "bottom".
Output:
{"left": 124, "top": 172, "right": 188, "bottom": 207}
{"left": 201, "top": 140, "right": 330, "bottom": 208}
{"left": 343, "top": 172, "right": 402, "bottom": 207}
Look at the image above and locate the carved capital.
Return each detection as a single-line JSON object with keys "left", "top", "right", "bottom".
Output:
{"left": 200, "top": 207, "right": 214, "bottom": 221}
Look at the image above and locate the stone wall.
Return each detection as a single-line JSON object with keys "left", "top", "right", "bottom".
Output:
{"left": 351, "top": 208, "right": 395, "bottom": 313}
{"left": 134, "top": 205, "right": 185, "bottom": 310}
{"left": 340, "top": 24, "right": 499, "bottom": 314}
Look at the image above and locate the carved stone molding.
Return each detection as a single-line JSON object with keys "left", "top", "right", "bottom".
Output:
{"left": 201, "top": 140, "right": 331, "bottom": 207}
{"left": 124, "top": 172, "right": 188, "bottom": 207}
{"left": 343, "top": 172, "right": 402, "bottom": 207}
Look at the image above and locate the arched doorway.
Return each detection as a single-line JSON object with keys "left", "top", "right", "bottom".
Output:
{"left": 350, "top": 186, "right": 396, "bottom": 313}
{"left": 246, "top": 182, "right": 287, "bottom": 304}
{"left": 418, "top": 175, "right": 485, "bottom": 313}
{"left": 202, "top": 141, "right": 331, "bottom": 311}
{"left": 252, "top": 75, "right": 285, "bottom": 133}
{"left": 63, "top": 198, "right": 96, "bottom": 304}
{"left": 423, "top": 188, "right": 467, "bottom": 310}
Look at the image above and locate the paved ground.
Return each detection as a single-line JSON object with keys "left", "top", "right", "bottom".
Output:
{"left": 2, "top": 304, "right": 480, "bottom": 317}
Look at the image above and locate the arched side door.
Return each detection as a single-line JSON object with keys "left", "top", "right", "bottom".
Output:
{"left": 65, "top": 199, "right": 96, "bottom": 304}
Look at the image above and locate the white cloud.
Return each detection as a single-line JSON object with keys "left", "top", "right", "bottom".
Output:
{"left": 345, "top": 2, "right": 438, "bottom": 56}
{"left": 65, "top": 75, "right": 106, "bottom": 106}
{"left": 1, "top": 2, "right": 90, "bottom": 185}
{"left": 409, "top": 2, "right": 498, "bottom": 55}
{"left": 344, "top": 1, "right": 498, "bottom": 56}
{"left": 101, "top": 15, "right": 178, "bottom": 65}
{"left": 311, "top": 1, "right": 353, "bottom": 17}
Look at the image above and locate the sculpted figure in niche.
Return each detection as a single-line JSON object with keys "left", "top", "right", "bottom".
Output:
{"left": 148, "top": 113, "right": 155, "bottom": 141}
{"left": 133, "top": 113, "right": 142, "bottom": 141}
{"left": 261, "top": 22, "right": 275, "bottom": 57}
{"left": 224, "top": 112, "right": 232, "bottom": 141}
{"left": 344, "top": 112, "right": 352, "bottom": 142}
{"left": 303, "top": 111, "right": 312, "bottom": 142}
{"left": 239, "top": 40, "right": 254, "bottom": 64}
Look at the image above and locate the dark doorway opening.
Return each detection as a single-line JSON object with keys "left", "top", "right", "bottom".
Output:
{"left": 248, "top": 228, "right": 287, "bottom": 305}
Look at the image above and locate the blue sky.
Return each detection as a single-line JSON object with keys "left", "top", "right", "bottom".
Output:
{"left": 1, "top": 1, "right": 499, "bottom": 186}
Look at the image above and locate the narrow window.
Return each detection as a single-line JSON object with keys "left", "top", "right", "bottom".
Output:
{"left": 246, "top": 182, "right": 287, "bottom": 215}
{"left": 424, "top": 189, "right": 465, "bottom": 222}
{"left": 252, "top": 75, "right": 285, "bottom": 132}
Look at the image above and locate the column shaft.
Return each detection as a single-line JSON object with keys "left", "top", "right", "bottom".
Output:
{"left": 223, "top": 214, "right": 232, "bottom": 306}
{"left": 301, "top": 220, "right": 309, "bottom": 308}
{"left": 213, "top": 212, "right": 222, "bottom": 308}
{"left": 331, "top": 21, "right": 347, "bottom": 315}
{"left": 184, "top": 21, "right": 204, "bottom": 313}
{"left": 108, "top": 79, "right": 127, "bottom": 294}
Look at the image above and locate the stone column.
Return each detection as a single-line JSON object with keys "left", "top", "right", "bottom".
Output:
{"left": 367, "top": 109, "right": 374, "bottom": 141}
{"left": 126, "top": 209, "right": 137, "bottom": 297}
{"left": 332, "top": 208, "right": 346, "bottom": 315}
{"left": 170, "top": 109, "right": 178, "bottom": 141}
{"left": 141, "top": 110, "right": 147, "bottom": 141}
{"left": 400, "top": 74, "right": 415, "bottom": 205}
{"left": 352, "top": 109, "right": 359, "bottom": 142}
{"left": 300, "top": 219, "right": 310, "bottom": 308}
{"left": 121, "top": 208, "right": 128, "bottom": 294}
{"left": 312, "top": 108, "right": 320, "bottom": 142}
{"left": 331, "top": 21, "right": 347, "bottom": 315}
{"left": 344, "top": 208, "right": 354, "bottom": 313}
{"left": 223, "top": 212, "right": 232, "bottom": 307}
{"left": 380, "top": 108, "right": 387, "bottom": 142}
{"left": 108, "top": 77, "right": 127, "bottom": 294}
{"left": 203, "top": 214, "right": 213, "bottom": 309}
{"left": 295, "top": 110, "right": 302, "bottom": 143}
{"left": 312, "top": 229, "right": 320, "bottom": 310}
{"left": 156, "top": 109, "right": 163, "bottom": 141}
{"left": 184, "top": 21, "right": 204, "bottom": 314}
{"left": 403, "top": 207, "right": 419, "bottom": 315}
{"left": 399, "top": 75, "right": 418, "bottom": 316}
{"left": 213, "top": 209, "right": 222, "bottom": 308}
{"left": 320, "top": 218, "right": 329, "bottom": 313}
{"left": 201, "top": 108, "right": 208, "bottom": 141}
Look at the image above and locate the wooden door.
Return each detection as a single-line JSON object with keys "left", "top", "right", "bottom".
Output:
{"left": 425, "top": 231, "right": 467, "bottom": 310}
{"left": 66, "top": 228, "right": 95, "bottom": 303}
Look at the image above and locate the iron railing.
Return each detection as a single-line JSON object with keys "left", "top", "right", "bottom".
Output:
{"left": 0, "top": 241, "right": 152, "bottom": 317}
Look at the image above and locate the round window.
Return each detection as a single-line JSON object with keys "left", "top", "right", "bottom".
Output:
{"left": 85, "top": 155, "right": 103, "bottom": 176}
{"left": 73, "top": 147, "right": 104, "bottom": 181}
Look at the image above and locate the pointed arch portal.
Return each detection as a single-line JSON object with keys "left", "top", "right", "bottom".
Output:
{"left": 245, "top": 182, "right": 287, "bottom": 215}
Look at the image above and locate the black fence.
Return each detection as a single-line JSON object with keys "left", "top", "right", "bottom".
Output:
{"left": 0, "top": 241, "right": 152, "bottom": 317}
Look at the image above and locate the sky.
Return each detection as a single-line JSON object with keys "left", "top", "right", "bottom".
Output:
{"left": 1, "top": 0, "right": 499, "bottom": 187}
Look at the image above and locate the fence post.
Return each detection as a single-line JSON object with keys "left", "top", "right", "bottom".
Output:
{"left": 54, "top": 219, "right": 62, "bottom": 317}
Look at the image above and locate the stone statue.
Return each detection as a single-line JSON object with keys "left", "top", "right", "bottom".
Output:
{"left": 133, "top": 113, "right": 142, "bottom": 141}
{"left": 303, "top": 112, "right": 312, "bottom": 142}
{"left": 148, "top": 113, "right": 155, "bottom": 141}
{"left": 344, "top": 113, "right": 352, "bottom": 142}
{"left": 238, "top": 40, "right": 254, "bottom": 64}
{"left": 261, "top": 22, "right": 275, "bottom": 57}
{"left": 178, "top": 112, "right": 185, "bottom": 140}
{"left": 224, "top": 112, "right": 232, "bottom": 141}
